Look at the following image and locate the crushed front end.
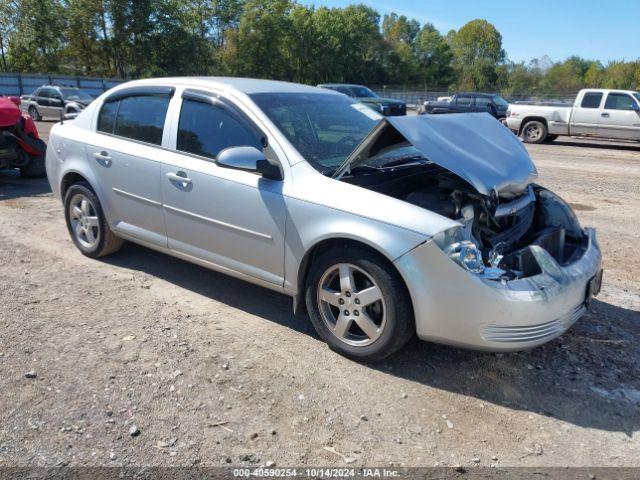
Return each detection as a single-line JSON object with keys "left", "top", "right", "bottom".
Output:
{"left": 395, "top": 186, "right": 602, "bottom": 351}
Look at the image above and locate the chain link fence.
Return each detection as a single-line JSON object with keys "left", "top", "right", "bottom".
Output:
{"left": 0, "top": 73, "right": 123, "bottom": 97}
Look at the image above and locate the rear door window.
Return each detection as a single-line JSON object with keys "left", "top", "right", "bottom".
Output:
{"left": 114, "top": 96, "right": 170, "bottom": 144}
{"left": 96, "top": 94, "right": 171, "bottom": 145}
{"left": 580, "top": 92, "right": 603, "bottom": 109}
{"left": 176, "top": 98, "right": 262, "bottom": 160}
{"left": 604, "top": 93, "right": 636, "bottom": 110}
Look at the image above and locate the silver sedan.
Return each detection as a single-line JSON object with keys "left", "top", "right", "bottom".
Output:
{"left": 45, "top": 78, "right": 603, "bottom": 361}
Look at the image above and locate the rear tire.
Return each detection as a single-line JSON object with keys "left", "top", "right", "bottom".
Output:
{"left": 521, "top": 120, "right": 547, "bottom": 144}
{"left": 28, "top": 106, "right": 41, "bottom": 121}
{"left": 64, "top": 182, "right": 123, "bottom": 258}
{"left": 19, "top": 156, "right": 46, "bottom": 178}
{"left": 305, "top": 245, "right": 414, "bottom": 362}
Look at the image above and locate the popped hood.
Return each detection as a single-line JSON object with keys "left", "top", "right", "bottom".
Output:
{"left": 334, "top": 113, "right": 538, "bottom": 197}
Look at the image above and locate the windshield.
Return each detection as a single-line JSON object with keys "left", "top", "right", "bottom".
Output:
{"left": 492, "top": 95, "right": 509, "bottom": 107}
{"left": 350, "top": 86, "right": 378, "bottom": 98}
{"left": 251, "top": 92, "right": 380, "bottom": 172}
{"left": 59, "top": 88, "right": 93, "bottom": 102}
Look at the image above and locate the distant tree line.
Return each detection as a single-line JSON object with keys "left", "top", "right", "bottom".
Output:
{"left": 1, "top": 0, "right": 639, "bottom": 95}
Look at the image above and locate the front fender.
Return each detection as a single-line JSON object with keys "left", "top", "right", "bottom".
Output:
{"left": 282, "top": 195, "right": 429, "bottom": 295}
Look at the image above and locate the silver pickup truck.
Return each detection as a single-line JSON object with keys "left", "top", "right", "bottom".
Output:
{"left": 506, "top": 89, "right": 640, "bottom": 143}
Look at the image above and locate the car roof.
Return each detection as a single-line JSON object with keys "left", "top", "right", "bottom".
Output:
{"left": 579, "top": 88, "right": 639, "bottom": 95}
{"left": 318, "top": 83, "right": 368, "bottom": 89}
{"left": 455, "top": 92, "right": 497, "bottom": 97}
{"left": 40, "top": 85, "right": 79, "bottom": 88}
{"left": 111, "top": 77, "right": 338, "bottom": 95}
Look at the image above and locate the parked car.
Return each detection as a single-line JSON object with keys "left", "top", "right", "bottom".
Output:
{"left": 318, "top": 83, "right": 406, "bottom": 116}
{"left": 45, "top": 78, "right": 602, "bottom": 361}
{"left": 419, "top": 92, "right": 509, "bottom": 119}
{"left": 506, "top": 88, "right": 640, "bottom": 143}
{"left": 21, "top": 85, "right": 94, "bottom": 121}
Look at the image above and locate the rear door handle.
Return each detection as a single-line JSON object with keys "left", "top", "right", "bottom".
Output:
{"left": 166, "top": 171, "right": 192, "bottom": 184}
{"left": 93, "top": 150, "right": 111, "bottom": 166}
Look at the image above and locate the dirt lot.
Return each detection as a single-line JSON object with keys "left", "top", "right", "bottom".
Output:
{"left": 1, "top": 122, "right": 639, "bottom": 468}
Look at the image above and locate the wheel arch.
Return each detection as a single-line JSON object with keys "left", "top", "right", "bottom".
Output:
{"left": 292, "top": 236, "right": 411, "bottom": 316}
{"left": 58, "top": 167, "right": 111, "bottom": 220}
{"left": 519, "top": 116, "right": 548, "bottom": 134}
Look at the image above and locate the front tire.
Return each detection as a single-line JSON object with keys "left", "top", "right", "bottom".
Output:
{"left": 521, "top": 120, "right": 547, "bottom": 144}
{"left": 28, "top": 106, "right": 41, "bottom": 121}
{"left": 64, "top": 183, "right": 123, "bottom": 258}
{"left": 305, "top": 245, "right": 414, "bottom": 362}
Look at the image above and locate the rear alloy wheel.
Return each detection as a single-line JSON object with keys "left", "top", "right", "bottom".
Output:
{"left": 64, "top": 183, "right": 123, "bottom": 258}
{"left": 28, "top": 105, "right": 41, "bottom": 121}
{"left": 521, "top": 120, "right": 547, "bottom": 144}
{"left": 305, "top": 246, "right": 414, "bottom": 361}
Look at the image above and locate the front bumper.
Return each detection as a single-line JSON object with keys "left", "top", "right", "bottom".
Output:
{"left": 395, "top": 228, "right": 602, "bottom": 351}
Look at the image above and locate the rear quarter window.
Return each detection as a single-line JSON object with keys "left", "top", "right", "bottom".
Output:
{"left": 97, "top": 101, "right": 118, "bottom": 134}
{"left": 580, "top": 92, "right": 603, "bottom": 109}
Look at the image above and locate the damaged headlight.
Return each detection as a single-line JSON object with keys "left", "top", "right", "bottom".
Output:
{"left": 433, "top": 227, "right": 510, "bottom": 280}
{"left": 433, "top": 227, "right": 485, "bottom": 274}
{"left": 445, "top": 241, "right": 485, "bottom": 274}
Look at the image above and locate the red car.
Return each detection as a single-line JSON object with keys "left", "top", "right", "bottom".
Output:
{"left": 0, "top": 95, "right": 47, "bottom": 177}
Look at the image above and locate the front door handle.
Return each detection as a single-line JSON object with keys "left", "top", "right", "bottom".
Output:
{"left": 601, "top": 112, "right": 610, "bottom": 118}
{"left": 93, "top": 150, "right": 111, "bottom": 166}
{"left": 166, "top": 171, "right": 192, "bottom": 185}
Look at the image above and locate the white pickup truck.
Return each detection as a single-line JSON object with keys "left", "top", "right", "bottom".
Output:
{"left": 506, "top": 88, "right": 640, "bottom": 143}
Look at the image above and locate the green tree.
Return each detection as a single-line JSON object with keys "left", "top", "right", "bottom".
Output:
{"left": 602, "top": 61, "right": 639, "bottom": 89}
{"left": 8, "top": 0, "right": 66, "bottom": 72}
{"left": 539, "top": 56, "right": 590, "bottom": 94}
{"left": 234, "top": 0, "right": 293, "bottom": 79}
{"left": 414, "top": 23, "right": 455, "bottom": 87}
{"left": 451, "top": 19, "right": 505, "bottom": 90}
{"left": 62, "top": 0, "right": 108, "bottom": 75}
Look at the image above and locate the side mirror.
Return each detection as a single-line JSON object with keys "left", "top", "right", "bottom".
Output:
{"left": 216, "top": 146, "right": 283, "bottom": 181}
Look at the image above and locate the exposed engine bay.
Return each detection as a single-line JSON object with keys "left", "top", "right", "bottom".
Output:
{"left": 344, "top": 162, "right": 588, "bottom": 281}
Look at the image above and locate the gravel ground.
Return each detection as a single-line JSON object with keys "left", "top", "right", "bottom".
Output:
{"left": 0, "top": 122, "right": 639, "bottom": 468}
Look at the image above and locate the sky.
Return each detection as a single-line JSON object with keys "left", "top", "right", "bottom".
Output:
{"left": 300, "top": 0, "right": 640, "bottom": 64}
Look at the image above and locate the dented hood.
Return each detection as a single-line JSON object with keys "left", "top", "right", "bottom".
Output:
{"left": 335, "top": 113, "right": 538, "bottom": 197}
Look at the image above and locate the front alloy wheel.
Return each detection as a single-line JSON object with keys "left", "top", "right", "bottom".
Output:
{"left": 317, "top": 263, "right": 386, "bottom": 346}
{"left": 305, "top": 245, "right": 414, "bottom": 361}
